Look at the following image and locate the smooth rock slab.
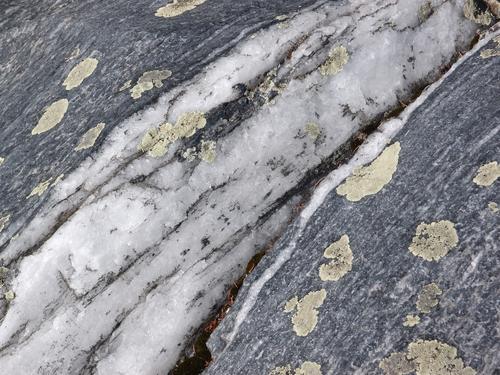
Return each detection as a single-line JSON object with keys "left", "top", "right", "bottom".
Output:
{"left": 205, "top": 33, "right": 500, "bottom": 375}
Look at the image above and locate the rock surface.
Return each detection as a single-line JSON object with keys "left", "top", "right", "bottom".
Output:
{"left": 205, "top": 32, "right": 500, "bottom": 375}
{"left": 0, "top": 0, "right": 496, "bottom": 374}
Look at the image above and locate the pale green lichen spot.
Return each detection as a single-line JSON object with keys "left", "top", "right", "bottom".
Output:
{"left": 0, "top": 156, "right": 4, "bottom": 167}
{"left": 464, "top": 0, "right": 492, "bottom": 25}
{"left": 319, "top": 234, "right": 353, "bottom": 281}
{"left": 295, "top": 361, "right": 322, "bottom": 375}
{"left": 480, "top": 49, "right": 500, "bottom": 59}
{"left": 199, "top": 140, "right": 216, "bottom": 163}
{"left": 4, "top": 290, "right": 15, "bottom": 301}
{"left": 380, "top": 340, "right": 476, "bottom": 375}
{"left": 284, "top": 289, "right": 327, "bottom": 337}
{"left": 488, "top": 202, "right": 498, "bottom": 213}
{"left": 407, "top": 340, "right": 476, "bottom": 375}
{"left": 27, "top": 178, "right": 54, "bottom": 198}
{"left": 0, "top": 214, "right": 10, "bottom": 233}
{"left": 269, "top": 365, "right": 292, "bottom": 375}
{"left": 155, "top": 0, "right": 207, "bottom": 18}
{"left": 336, "top": 142, "right": 401, "bottom": 202}
{"left": 403, "top": 314, "right": 421, "bottom": 327}
{"left": 473, "top": 161, "right": 499, "bottom": 186}
{"left": 32, "top": 99, "right": 69, "bottom": 135}
{"left": 138, "top": 112, "right": 206, "bottom": 157}
{"left": 319, "top": 45, "right": 349, "bottom": 76}
{"left": 75, "top": 123, "right": 105, "bottom": 151}
{"left": 305, "top": 122, "right": 321, "bottom": 140}
{"left": 409, "top": 220, "right": 458, "bottom": 261}
{"left": 130, "top": 69, "right": 172, "bottom": 99}
{"left": 416, "top": 283, "right": 442, "bottom": 314}
{"left": 63, "top": 57, "right": 98, "bottom": 90}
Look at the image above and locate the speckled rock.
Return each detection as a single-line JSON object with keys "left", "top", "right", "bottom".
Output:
{"left": 205, "top": 35, "right": 500, "bottom": 375}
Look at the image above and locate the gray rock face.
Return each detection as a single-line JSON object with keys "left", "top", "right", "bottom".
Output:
{"left": 205, "top": 36, "right": 500, "bottom": 375}
{"left": 0, "top": 0, "right": 320, "bottom": 240}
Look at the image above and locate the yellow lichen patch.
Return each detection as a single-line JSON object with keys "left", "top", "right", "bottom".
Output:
{"left": 295, "top": 361, "right": 322, "bottom": 375}
{"left": 0, "top": 156, "right": 4, "bottom": 166}
{"left": 32, "top": 99, "right": 69, "bottom": 135}
{"left": 464, "top": 0, "right": 492, "bottom": 25}
{"left": 199, "top": 140, "right": 216, "bottom": 163}
{"left": 305, "top": 122, "right": 321, "bottom": 140}
{"left": 319, "top": 45, "right": 349, "bottom": 76}
{"left": 138, "top": 112, "right": 206, "bottom": 157}
{"left": 416, "top": 283, "right": 442, "bottom": 314}
{"left": 473, "top": 161, "right": 499, "bottom": 186}
{"left": 407, "top": 340, "right": 476, "bottom": 375}
{"left": 408, "top": 220, "right": 458, "bottom": 261}
{"left": 336, "top": 142, "right": 401, "bottom": 202}
{"left": 75, "top": 122, "right": 105, "bottom": 151}
{"left": 319, "top": 234, "right": 353, "bottom": 281}
{"left": 27, "top": 178, "right": 54, "bottom": 198}
{"left": 380, "top": 340, "right": 476, "bottom": 375}
{"left": 270, "top": 362, "right": 322, "bottom": 375}
{"left": 63, "top": 57, "right": 98, "bottom": 90}
{"left": 155, "top": 0, "right": 207, "bottom": 18}
{"left": 130, "top": 69, "right": 172, "bottom": 99}
{"left": 284, "top": 289, "right": 327, "bottom": 337}
{"left": 403, "top": 314, "right": 421, "bottom": 327}
{"left": 269, "top": 365, "right": 292, "bottom": 375}
{"left": 4, "top": 290, "right": 15, "bottom": 301}
{"left": 480, "top": 49, "right": 500, "bottom": 59}
{"left": 0, "top": 214, "right": 10, "bottom": 233}
{"left": 488, "top": 202, "right": 498, "bottom": 213}
{"left": 380, "top": 352, "right": 416, "bottom": 375}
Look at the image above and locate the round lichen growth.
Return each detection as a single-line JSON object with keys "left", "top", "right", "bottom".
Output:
{"left": 403, "top": 314, "right": 421, "bottom": 327}
{"left": 295, "top": 361, "right": 322, "bottom": 375}
{"left": 336, "top": 142, "right": 401, "bottom": 202}
{"left": 416, "top": 283, "right": 442, "bottom": 314}
{"left": 284, "top": 289, "right": 327, "bottom": 337}
{"left": 408, "top": 220, "right": 458, "bottom": 261}
{"left": 407, "top": 340, "right": 476, "bottom": 375}
{"left": 319, "top": 234, "right": 353, "bottom": 281}
{"left": 473, "top": 161, "right": 499, "bottom": 186}
{"left": 380, "top": 340, "right": 476, "bottom": 375}
{"left": 305, "top": 122, "right": 321, "bottom": 140}
{"left": 319, "top": 45, "right": 349, "bottom": 76}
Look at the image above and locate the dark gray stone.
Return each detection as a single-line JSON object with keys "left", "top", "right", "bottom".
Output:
{"left": 205, "top": 40, "right": 500, "bottom": 375}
